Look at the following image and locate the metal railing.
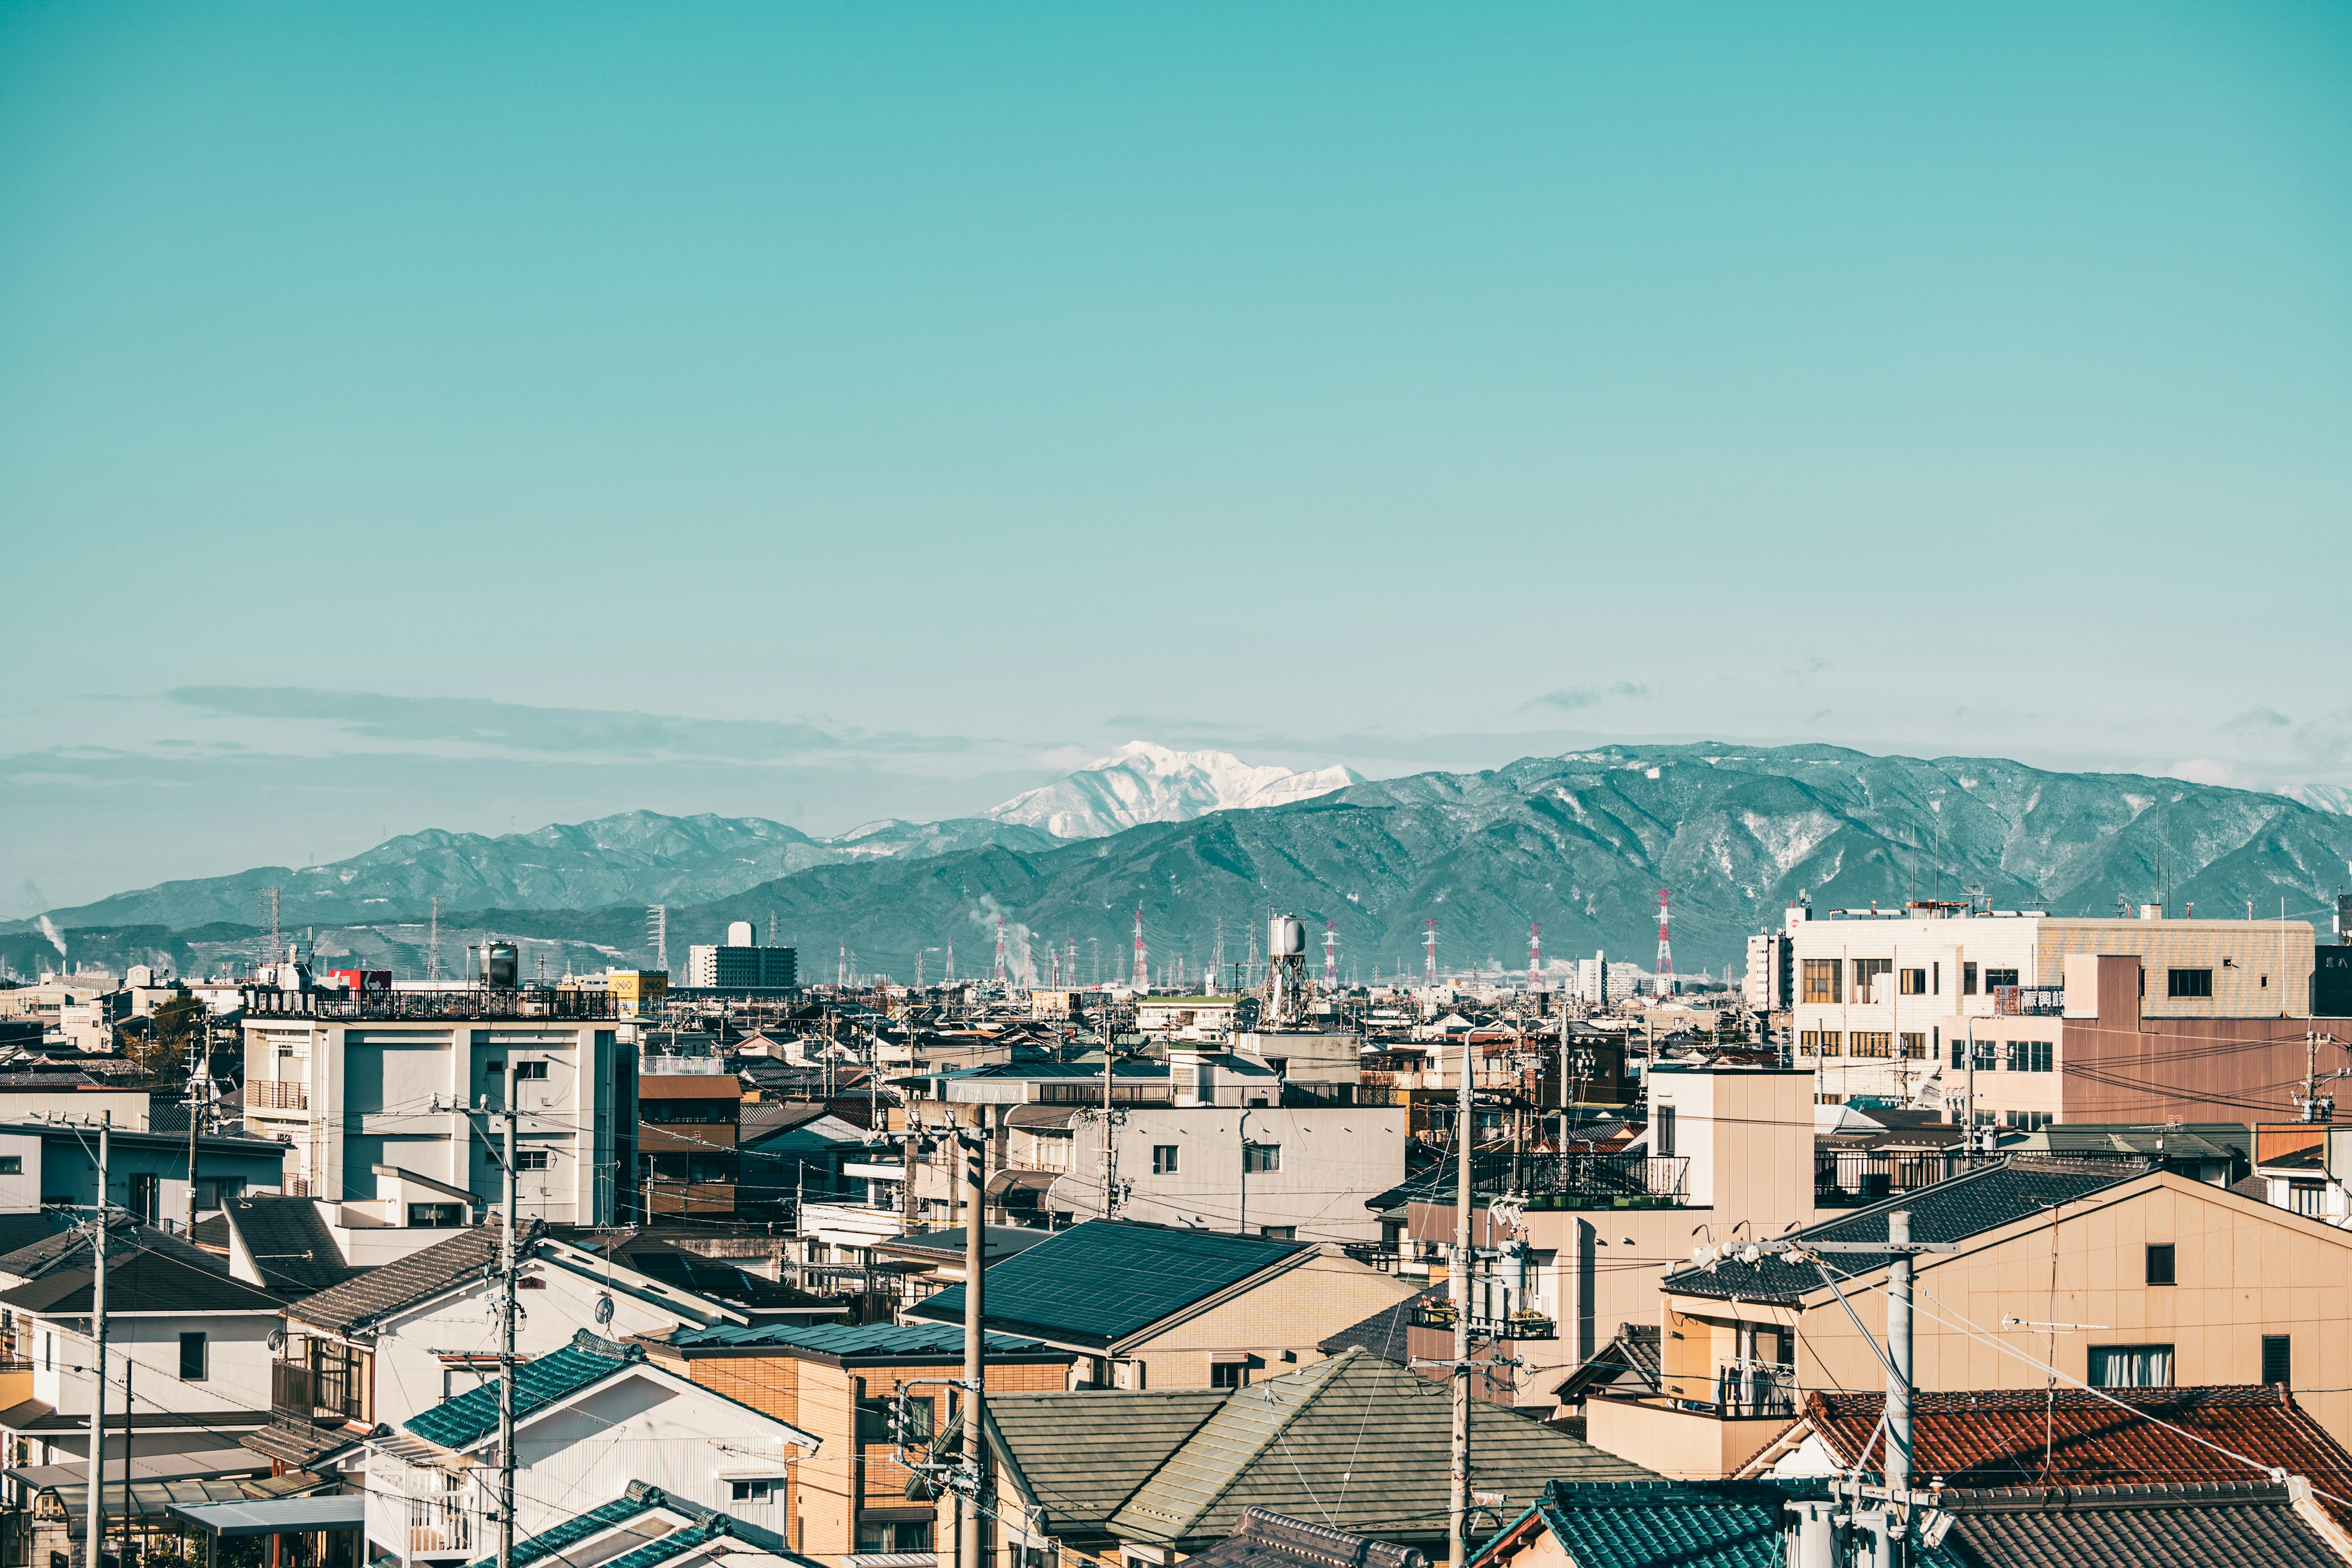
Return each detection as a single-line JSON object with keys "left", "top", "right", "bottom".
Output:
{"left": 1714, "top": 1357, "right": 1798, "bottom": 1417}
{"left": 250, "top": 987, "right": 620, "bottom": 1022}
{"left": 1814, "top": 1148, "right": 2000, "bottom": 1207}
{"left": 250, "top": 1080, "right": 307, "bottom": 1110}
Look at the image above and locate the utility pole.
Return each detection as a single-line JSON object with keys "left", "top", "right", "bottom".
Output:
{"left": 84, "top": 1113, "right": 108, "bottom": 1568}
{"left": 959, "top": 1131, "right": 988, "bottom": 1568}
{"left": 1886, "top": 1210, "right": 1914, "bottom": 1501}
{"left": 1447, "top": 1030, "right": 1473, "bottom": 1568}
{"left": 184, "top": 1033, "right": 208, "bottom": 1235}
{"left": 902, "top": 1110, "right": 921, "bottom": 1235}
{"left": 497, "top": 1061, "right": 519, "bottom": 1568}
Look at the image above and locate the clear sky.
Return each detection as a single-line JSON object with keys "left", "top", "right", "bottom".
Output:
{"left": 4, "top": 2, "right": 2350, "bottom": 911}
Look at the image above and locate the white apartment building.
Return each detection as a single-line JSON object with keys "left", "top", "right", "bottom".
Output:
{"left": 239, "top": 992, "right": 634, "bottom": 1222}
{"left": 1786, "top": 904, "right": 2316, "bottom": 1106}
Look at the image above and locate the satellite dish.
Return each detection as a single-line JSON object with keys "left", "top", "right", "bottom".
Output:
{"left": 266, "top": 1329, "right": 285, "bottom": 1354}
{"left": 594, "top": 1292, "right": 615, "bottom": 1325}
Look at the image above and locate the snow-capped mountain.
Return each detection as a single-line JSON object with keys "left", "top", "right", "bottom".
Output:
{"left": 982, "top": 742, "right": 1365, "bottom": 838}
{"left": 2282, "top": 783, "right": 2352, "bottom": 816}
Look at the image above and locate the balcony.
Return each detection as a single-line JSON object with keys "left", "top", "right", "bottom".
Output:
{"left": 1451, "top": 1150, "right": 1689, "bottom": 1209}
{"left": 1410, "top": 1302, "right": 1557, "bottom": 1340}
{"left": 1815, "top": 1148, "right": 1999, "bottom": 1207}
{"left": 273, "top": 1356, "right": 363, "bottom": 1422}
{"left": 1712, "top": 1357, "right": 1797, "bottom": 1418}
{"left": 251, "top": 1080, "right": 308, "bottom": 1112}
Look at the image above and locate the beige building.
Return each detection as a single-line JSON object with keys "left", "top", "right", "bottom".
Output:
{"left": 1788, "top": 905, "right": 2319, "bottom": 1105}
{"left": 1591, "top": 1155, "right": 2352, "bottom": 1476}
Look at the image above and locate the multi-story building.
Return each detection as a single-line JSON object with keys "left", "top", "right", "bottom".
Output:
{"left": 640, "top": 1059, "right": 742, "bottom": 1217}
{"left": 686, "top": 923, "right": 799, "bottom": 991}
{"left": 237, "top": 988, "right": 635, "bottom": 1222}
{"left": 1785, "top": 904, "right": 2318, "bottom": 1106}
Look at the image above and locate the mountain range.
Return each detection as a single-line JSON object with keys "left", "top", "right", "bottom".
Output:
{"left": 10, "top": 742, "right": 2352, "bottom": 987}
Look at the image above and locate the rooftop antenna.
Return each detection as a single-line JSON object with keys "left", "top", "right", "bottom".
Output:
{"left": 1655, "top": 889, "right": 1676, "bottom": 995}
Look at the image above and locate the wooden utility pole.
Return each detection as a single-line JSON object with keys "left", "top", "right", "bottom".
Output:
{"left": 1448, "top": 1034, "right": 1473, "bottom": 1568}
{"left": 184, "top": 1035, "right": 207, "bottom": 1235}
{"left": 958, "top": 1132, "right": 988, "bottom": 1568}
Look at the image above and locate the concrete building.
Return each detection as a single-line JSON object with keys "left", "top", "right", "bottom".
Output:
{"left": 238, "top": 988, "right": 634, "bottom": 1223}
{"left": 1785, "top": 904, "right": 2318, "bottom": 1106}
{"left": 686, "top": 924, "right": 799, "bottom": 991}
{"left": 640, "top": 1060, "right": 742, "bottom": 1218}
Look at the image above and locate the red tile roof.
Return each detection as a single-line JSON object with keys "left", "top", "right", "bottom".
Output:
{"left": 1761, "top": 1386, "right": 2352, "bottom": 1526}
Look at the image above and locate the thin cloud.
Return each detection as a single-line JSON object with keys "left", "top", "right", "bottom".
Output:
{"left": 2223, "top": 706, "right": 2293, "bottom": 734}
{"left": 1523, "top": 682, "right": 1651, "bottom": 714}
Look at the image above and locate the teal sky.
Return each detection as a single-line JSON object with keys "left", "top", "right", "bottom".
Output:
{"left": 4, "top": 2, "right": 2350, "bottom": 910}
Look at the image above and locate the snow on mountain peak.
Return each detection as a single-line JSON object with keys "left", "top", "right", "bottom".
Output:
{"left": 984, "top": 741, "right": 1363, "bottom": 838}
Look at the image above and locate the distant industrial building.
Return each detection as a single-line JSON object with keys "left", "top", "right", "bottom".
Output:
{"left": 685, "top": 921, "right": 798, "bottom": 990}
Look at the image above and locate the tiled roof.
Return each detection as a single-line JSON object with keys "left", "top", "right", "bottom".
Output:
{"left": 1316, "top": 1289, "right": 1438, "bottom": 1362}
{"left": 1474, "top": 1481, "right": 1811, "bottom": 1568}
{"left": 292, "top": 1223, "right": 537, "bottom": 1333}
{"left": 243, "top": 1416, "right": 354, "bottom": 1469}
{"left": 0, "top": 1220, "right": 221, "bottom": 1284}
{"left": 908, "top": 1220, "right": 1307, "bottom": 1348}
{"left": 1667, "top": 1157, "right": 2147, "bottom": 1303}
{"left": 1768, "top": 1386, "right": 2352, "bottom": 1527}
{"left": 1103, "top": 1348, "right": 1654, "bottom": 1548}
{"left": 1935, "top": 1482, "right": 2345, "bottom": 1568}
{"left": 609, "top": 1244, "right": 819, "bottom": 1308}
{"left": 405, "top": 1330, "right": 644, "bottom": 1450}
{"left": 222, "top": 1196, "right": 360, "bottom": 1298}
{"left": 0, "top": 1246, "right": 283, "bottom": 1316}
{"left": 467, "top": 1483, "right": 660, "bottom": 1568}
{"left": 658, "top": 1321, "right": 1050, "bottom": 1358}
{"left": 1554, "top": 1325, "right": 1662, "bottom": 1404}
{"left": 982, "top": 1389, "right": 1230, "bottom": 1533}
{"left": 463, "top": 1478, "right": 823, "bottom": 1568}
{"left": 1186, "top": 1509, "right": 1429, "bottom": 1568}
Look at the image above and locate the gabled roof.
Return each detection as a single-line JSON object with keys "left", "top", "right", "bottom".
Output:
{"left": 464, "top": 1478, "right": 824, "bottom": 1568}
{"left": 0, "top": 1246, "right": 283, "bottom": 1316}
{"left": 292, "top": 1222, "right": 538, "bottom": 1334}
{"left": 1932, "top": 1481, "right": 2346, "bottom": 1568}
{"left": 1749, "top": 1386, "right": 2352, "bottom": 1528}
{"left": 658, "top": 1319, "right": 1050, "bottom": 1357}
{"left": 979, "top": 1389, "right": 1231, "bottom": 1534}
{"left": 406, "top": 1330, "right": 647, "bottom": 1450}
{"left": 1553, "top": 1324, "right": 1662, "bottom": 1404}
{"left": 1472, "top": 1480, "right": 1812, "bottom": 1568}
{"left": 606, "top": 1244, "right": 822, "bottom": 1310}
{"left": 1098, "top": 1349, "right": 1653, "bottom": 1548}
{"left": 1666, "top": 1157, "right": 2149, "bottom": 1304}
{"left": 1316, "top": 1288, "right": 1438, "bottom": 1362}
{"left": 222, "top": 1197, "right": 360, "bottom": 1298}
{"left": 907, "top": 1220, "right": 1308, "bottom": 1349}
{"left": 0, "top": 1219, "right": 221, "bottom": 1284}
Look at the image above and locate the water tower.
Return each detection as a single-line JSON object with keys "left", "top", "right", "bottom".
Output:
{"left": 1266, "top": 913, "right": 1310, "bottom": 1025}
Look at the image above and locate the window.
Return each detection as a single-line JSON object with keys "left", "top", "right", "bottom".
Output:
{"left": 1802, "top": 960, "right": 1842, "bottom": 1004}
{"left": 1801, "top": 1030, "right": 1841, "bottom": 1057}
{"left": 856, "top": 1398, "right": 891, "bottom": 1444}
{"left": 179, "top": 1332, "right": 208, "bottom": 1381}
{"left": 1964, "top": 962, "right": 1978, "bottom": 995}
{"left": 2287, "top": 1178, "right": 2328, "bottom": 1216}
{"left": 641, "top": 1100, "right": 733, "bottom": 1125}
{"left": 1654, "top": 1107, "right": 1676, "bottom": 1158}
{"left": 2003, "top": 1111, "right": 2051, "bottom": 1131}
{"left": 2145, "top": 1244, "right": 2176, "bottom": 1286}
{"left": 1812, "top": 1031, "right": 1842, "bottom": 1057}
{"left": 1852, "top": 959, "right": 1893, "bottom": 1003}
{"left": 686, "top": 1154, "right": 736, "bottom": 1183}
{"left": 893, "top": 1395, "right": 935, "bottom": 1442}
{"left": 1242, "top": 1144, "right": 1281, "bottom": 1174}
{"left": 891, "top": 1525, "right": 933, "bottom": 1553}
{"left": 1850, "top": 1032, "right": 1893, "bottom": 1059}
{"left": 730, "top": 1480, "right": 774, "bottom": 1502}
{"left": 1899, "top": 968, "right": 1929, "bottom": 996}
{"left": 493, "top": 1060, "right": 549, "bottom": 1079}
{"left": 0, "top": 1158, "right": 20, "bottom": 1175}
{"left": 1152, "top": 1145, "right": 1179, "bottom": 1175}
{"left": 1899, "top": 1033, "right": 1928, "bottom": 1060}
{"left": 2089, "top": 1344, "right": 2174, "bottom": 1388}
{"left": 2167, "top": 968, "right": 2214, "bottom": 999}
{"left": 1983, "top": 968, "right": 2019, "bottom": 991}
{"left": 1972, "top": 1039, "right": 1999, "bottom": 1071}
{"left": 1259, "top": 1225, "right": 1296, "bottom": 1240}
{"left": 1211, "top": 1361, "right": 1248, "bottom": 1390}
{"left": 516, "top": 1150, "right": 550, "bottom": 1171}
{"left": 408, "top": 1203, "right": 464, "bottom": 1227}
{"left": 2263, "top": 1335, "right": 2292, "bottom": 1387}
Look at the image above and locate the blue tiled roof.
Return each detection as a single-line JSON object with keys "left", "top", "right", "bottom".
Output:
{"left": 907, "top": 1220, "right": 1306, "bottom": 1347}
{"left": 467, "top": 1484, "right": 662, "bottom": 1568}
{"left": 407, "top": 1330, "right": 645, "bottom": 1450}
{"left": 662, "top": 1321, "right": 1049, "bottom": 1357}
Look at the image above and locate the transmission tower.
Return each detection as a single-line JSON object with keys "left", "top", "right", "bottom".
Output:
{"left": 1088, "top": 937, "right": 1100, "bottom": 986}
{"left": 1210, "top": 916, "right": 1226, "bottom": 994}
{"left": 646, "top": 905, "right": 668, "bottom": 973}
{"left": 1654, "top": 889, "right": 1675, "bottom": 995}
{"left": 259, "top": 888, "right": 281, "bottom": 972}
{"left": 426, "top": 895, "right": 443, "bottom": 982}
{"left": 1131, "top": 909, "right": 1147, "bottom": 990}
{"left": 1065, "top": 938, "right": 1076, "bottom": 989}
{"left": 945, "top": 940, "right": 956, "bottom": 984}
{"left": 1424, "top": 919, "right": 1438, "bottom": 986}
{"left": 1322, "top": 921, "right": 1338, "bottom": 990}
{"left": 992, "top": 916, "right": 1007, "bottom": 986}
{"left": 1528, "top": 919, "right": 1542, "bottom": 991}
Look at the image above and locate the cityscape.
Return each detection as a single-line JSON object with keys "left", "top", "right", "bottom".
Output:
{"left": 6, "top": 8, "right": 2351, "bottom": 1568}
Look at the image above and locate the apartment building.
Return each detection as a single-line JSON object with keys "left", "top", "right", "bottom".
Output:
{"left": 238, "top": 988, "right": 635, "bottom": 1223}
{"left": 641, "top": 1060, "right": 742, "bottom": 1218}
{"left": 1785, "top": 904, "right": 2318, "bottom": 1106}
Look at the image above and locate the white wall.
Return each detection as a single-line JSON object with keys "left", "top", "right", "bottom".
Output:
{"left": 1073, "top": 1105, "right": 1404, "bottom": 1243}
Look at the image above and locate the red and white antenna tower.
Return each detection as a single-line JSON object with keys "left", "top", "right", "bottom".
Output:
{"left": 1132, "top": 908, "right": 1148, "bottom": 990}
{"left": 1528, "top": 919, "right": 1542, "bottom": 991}
{"left": 1066, "top": 938, "right": 1076, "bottom": 989}
{"left": 1654, "top": 888, "right": 1675, "bottom": 995}
{"left": 1322, "top": 921, "right": 1338, "bottom": 990}
{"left": 1423, "top": 919, "right": 1438, "bottom": 987}
{"left": 992, "top": 915, "right": 1007, "bottom": 986}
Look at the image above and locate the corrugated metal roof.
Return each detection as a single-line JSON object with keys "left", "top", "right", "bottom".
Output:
{"left": 908, "top": 1220, "right": 1305, "bottom": 1348}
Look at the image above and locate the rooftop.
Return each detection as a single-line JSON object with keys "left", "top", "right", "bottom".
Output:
{"left": 0, "top": 1245, "right": 282, "bottom": 1316}
{"left": 907, "top": 1219, "right": 1308, "bottom": 1348}
{"left": 406, "top": 1330, "right": 646, "bottom": 1450}
{"left": 292, "top": 1222, "right": 540, "bottom": 1333}
{"left": 221, "top": 1196, "right": 363, "bottom": 1298}
{"left": 653, "top": 1321, "right": 1054, "bottom": 1360}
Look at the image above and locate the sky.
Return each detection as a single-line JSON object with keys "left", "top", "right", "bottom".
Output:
{"left": 4, "top": 2, "right": 2350, "bottom": 913}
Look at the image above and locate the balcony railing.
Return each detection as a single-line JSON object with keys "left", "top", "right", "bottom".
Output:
{"left": 250, "top": 1080, "right": 307, "bottom": 1111}
{"left": 1714, "top": 1357, "right": 1797, "bottom": 1417}
{"left": 1411, "top": 1302, "right": 1558, "bottom": 1340}
{"left": 247, "top": 987, "right": 620, "bottom": 1022}
{"left": 1814, "top": 1148, "right": 2000, "bottom": 1207}
{"left": 1444, "top": 1150, "right": 1689, "bottom": 1208}
{"left": 273, "top": 1357, "right": 363, "bottom": 1421}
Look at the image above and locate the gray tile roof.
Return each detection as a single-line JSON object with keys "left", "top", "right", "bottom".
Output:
{"left": 1667, "top": 1157, "right": 2147, "bottom": 1304}
{"left": 222, "top": 1197, "right": 360, "bottom": 1298}
{"left": 1316, "top": 1288, "right": 1438, "bottom": 1362}
{"left": 1936, "top": 1482, "right": 2345, "bottom": 1568}
{"left": 985, "top": 1389, "right": 1230, "bottom": 1534}
{"left": 658, "top": 1321, "right": 1050, "bottom": 1359}
{"left": 1020, "top": 1349, "right": 1658, "bottom": 1550}
{"left": 1186, "top": 1509, "right": 1428, "bottom": 1568}
{"left": 290, "top": 1223, "right": 535, "bottom": 1334}
{"left": 0, "top": 1246, "right": 283, "bottom": 1316}
{"left": 909, "top": 1220, "right": 1307, "bottom": 1348}
{"left": 0, "top": 1220, "right": 221, "bottom": 1284}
